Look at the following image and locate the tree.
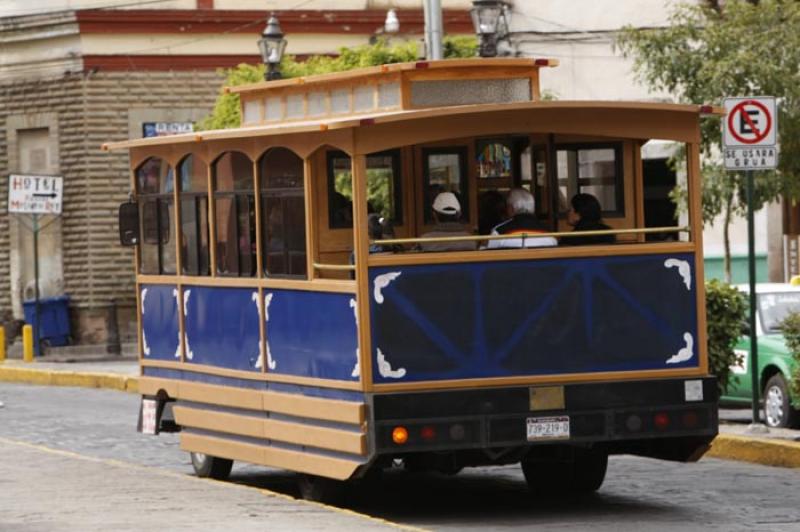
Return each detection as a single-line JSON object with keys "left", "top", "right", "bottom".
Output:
{"left": 198, "top": 36, "right": 477, "bottom": 131}
{"left": 617, "top": 0, "right": 800, "bottom": 282}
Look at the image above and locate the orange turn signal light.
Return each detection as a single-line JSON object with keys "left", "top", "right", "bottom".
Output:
{"left": 392, "top": 426, "right": 409, "bottom": 445}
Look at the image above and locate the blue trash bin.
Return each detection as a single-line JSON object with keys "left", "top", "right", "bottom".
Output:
{"left": 23, "top": 295, "right": 71, "bottom": 355}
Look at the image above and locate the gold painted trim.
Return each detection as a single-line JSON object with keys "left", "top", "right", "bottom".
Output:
{"left": 138, "top": 376, "right": 179, "bottom": 397}
{"left": 136, "top": 274, "right": 357, "bottom": 294}
{"left": 687, "top": 142, "right": 710, "bottom": 373}
{"left": 141, "top": 359, "right": 363, "bottom": 391}
{"left": 374, "top": 226, "right": 688, "bottom": 247}
{"left": 371, "top": 366, "right": 711, "bottom": 393}
{"left": 228, "top": 58, "right": 547, "bottom": 94}
{"left": 174, "top": 406, "right": 366, "bottom": 455}
{"left": 352, "top": 154, "right": 374, "bottom": 392}
{"left": 105, "top": 100, "right": 716, "bottom": 151}
{"left": 368, "top": 241, "right": 696, "bottom": 267}
{"left": 180, "top": 432, "right": 363, "bottom": 481}
{"left": 303, "top": 158, "right": 317, "bottom": 280}
{"left": 169, "top": 380, "right": 365, "bottom": 424}
{"left": 313, "top": 262, "right": 356, "bottom": 272}
{"left": 206, "top": 161, "right": 218, "bottom": 277}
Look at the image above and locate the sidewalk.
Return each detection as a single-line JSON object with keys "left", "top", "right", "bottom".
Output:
{"left": 1, "top": 356, "right": 799, "bottom": 469}
{"left": 0, "top": 357, "right": 139, "bottom": 392}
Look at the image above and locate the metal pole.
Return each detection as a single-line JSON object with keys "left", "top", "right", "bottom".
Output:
{"left": 422, "top": 0, "right": 432, "bottom": 59}
{"left": 428, "top": 0, "right": 444, "bottom": 60}
{"left": 746, "top": 170, "right": 761, "bottom": 426}
{"left": 33, "top": 213, "right": 41, "bottom": 357}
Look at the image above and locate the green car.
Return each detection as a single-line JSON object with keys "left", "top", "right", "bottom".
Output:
{"left": 721, "top": 284, "right": 800, "bottom": 428}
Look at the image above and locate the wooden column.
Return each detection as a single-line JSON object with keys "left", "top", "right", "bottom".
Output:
{"left": 352, "top": 153, "right": 373, "bottom": 390}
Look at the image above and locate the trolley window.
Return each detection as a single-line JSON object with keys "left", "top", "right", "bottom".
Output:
{"left": 423, "top": 146, "right": 469, "bottom": 223}
{"left": 259, "top": 148, "right": 307, "bottom": 278}
{"left": 327, "top": 150, "right": 402, "bottom": 229}
{"left": 136, "top": 157, "right": 175, "bottom": 275}
{"left": 556, "top": 143, "right": 624, "bottom": 217}
{"left": 178, "top": 155, "right": 210, "bottom": 276}
{"left": 213, "top": 151, "right": 256, "bottom": 277}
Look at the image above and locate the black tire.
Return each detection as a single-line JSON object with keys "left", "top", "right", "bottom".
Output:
{"left": 296, "top": 474, "right": 344, "bottom": 504}
{"left": 190, "top": 452, "right": 233, "bottom": 480}
{"left": 521, "top": 447, "right": 608, "bottom": 495}
{"left": 763, "top": 374, "right": 798, "bottom": 429}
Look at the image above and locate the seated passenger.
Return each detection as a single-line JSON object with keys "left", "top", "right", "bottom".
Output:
{"left": 562, "top": 193, "right": 616, "bottom": 246}
{"left": 486, "top": 188, "right": 557, "bottom": 249}
{"left": 367, "top": 213, "right": 386, "bottom": 253}
{"left": 420, "top": 192, "right": 476, "bottom": 252}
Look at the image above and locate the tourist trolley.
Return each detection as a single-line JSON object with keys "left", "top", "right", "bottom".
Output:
{"left": 108, "top": 58, "right": 719, "bottom": 499}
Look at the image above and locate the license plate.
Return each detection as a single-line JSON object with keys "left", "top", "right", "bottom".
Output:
{"left": 526, "top": 415, "right": 570, "bottom": 441}
{"left": 141, "top": 398, "right": 157, "bottom": 435}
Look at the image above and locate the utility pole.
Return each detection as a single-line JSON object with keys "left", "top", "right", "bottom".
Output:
{"left": 423, "top": 0, "right": 443, "bottom": 60}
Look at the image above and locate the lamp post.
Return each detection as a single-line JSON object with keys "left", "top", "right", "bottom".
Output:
{"left": 258, "top": 14, "right": 287, "bottom": 81}
{"left": 470, "top": 0, "right": 512, "bottom": 58}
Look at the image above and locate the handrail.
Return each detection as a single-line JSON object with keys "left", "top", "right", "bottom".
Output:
{"left": 313, "top": 262, "right": 356, "bottom": 271}
{"left": 372, "top": 225, "right": 690, "bottom": 247}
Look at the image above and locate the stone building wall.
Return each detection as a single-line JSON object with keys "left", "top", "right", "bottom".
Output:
{"left": 0, "top": 69, "right": 223, "bottom": 343}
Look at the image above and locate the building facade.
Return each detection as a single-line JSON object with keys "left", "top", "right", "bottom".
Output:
{"left": 0, "top": 2, "right": 471, "bottom": 345}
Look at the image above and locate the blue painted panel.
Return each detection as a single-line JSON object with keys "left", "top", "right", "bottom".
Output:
{"left": 369, "top": 253, "right": 700, "bottom": 383}
{"left": 140, "top": 284, "right": 180, "bottom": 361}
{"left": 184, "top": 287, "right": 261, "bottom": 372}
{"left": 266, "top": 290, "right": 359, "bottom": 381}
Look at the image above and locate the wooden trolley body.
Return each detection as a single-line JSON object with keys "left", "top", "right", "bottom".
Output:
{"left": 109, "top": 58, "right": 719, "bottom": 486}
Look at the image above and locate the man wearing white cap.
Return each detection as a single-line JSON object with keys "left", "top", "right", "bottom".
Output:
{"left": 420, "top": 192, "right": 476, "bottom": 252}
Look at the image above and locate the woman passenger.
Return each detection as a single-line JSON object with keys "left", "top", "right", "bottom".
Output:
{"left": 562, "top": 193, "right": 615, "bottom": 246}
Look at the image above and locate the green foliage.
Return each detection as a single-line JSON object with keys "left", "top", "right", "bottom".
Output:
{"left": 197, "top": 36, "right": 478, "bottom": 131}
{"left": 197, "top": 63, "right": 265, "bottom": 132}
{"left": 616, "top": 0, "right": 800, "bottom": 225}
{"left": 780, "top": 311, "right": 800, "bottom": 397}
{"left": 332, "top": 166, "right": 395, "bottom": 221}
{"left": 705, "top": 279, "right": 747, "bottom": 395}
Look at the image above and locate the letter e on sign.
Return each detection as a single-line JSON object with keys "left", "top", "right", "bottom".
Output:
{"left": 723, "top": 97, "right": 779, "bottom": 170}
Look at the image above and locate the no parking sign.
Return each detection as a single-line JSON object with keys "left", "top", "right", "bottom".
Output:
{"left": 723, "top": 96, "right": 778, "bottom": 170}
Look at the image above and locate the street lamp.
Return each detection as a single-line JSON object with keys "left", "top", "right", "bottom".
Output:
{"left": 370, "top": 9, "right": 401, "bottom": 44}
{"left": 384, "top": 9, "right": 400, "bottom": 35}
{"left": 258, "top": 14, "right": 287, "bottom": 81}
{"left": 470, "top": 0, "right": 512, "bottom": 58}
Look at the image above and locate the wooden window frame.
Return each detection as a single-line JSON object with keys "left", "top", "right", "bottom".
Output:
{"left": 422, "top": 146, "right": 470, "bottom": 224}
{"left": 326, "top": 149, "right": 403, "bottom": 230}
{"left": 212, "top": 153, "right": 256, "bottom": 278}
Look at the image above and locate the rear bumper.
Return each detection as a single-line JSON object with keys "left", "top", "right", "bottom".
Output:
{"left": 371, "top": 376, "right": 718, "bottom": 457}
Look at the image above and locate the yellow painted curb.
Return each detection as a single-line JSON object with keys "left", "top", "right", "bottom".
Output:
{"left": 0, "top": 366, "right": 139, "bottom": 394}
{"left": 707, "top": 433, "right": 800, "bottom": 468}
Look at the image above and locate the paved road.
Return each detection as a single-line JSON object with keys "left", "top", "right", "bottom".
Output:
{"left": 2, "top": 383, "right": 800, "bottom": 531}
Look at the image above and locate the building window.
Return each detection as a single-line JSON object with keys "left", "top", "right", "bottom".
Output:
{"left": 423, "top": 147, "right": 469, "bottom": 223}
{"left": 557, "top": 143, "right": 624, "bottom": 217}
{"left": 259, "top": 148, "right": 307, "bottom": 278}
{"left": 178, "top": 155, "right": 210, "bottom": 276}
{"left": 136, "top": 157, "right": 176, "bottom": 275}
{"left": 213, "top": 152, "right": 255, "bottom": 277}
{"left": 327, "top": 150, "right": 402, "bottom": 229}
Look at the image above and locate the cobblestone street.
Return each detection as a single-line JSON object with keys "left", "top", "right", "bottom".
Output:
{"left": 3, "top": 383, "right": 800, "bottom": 531}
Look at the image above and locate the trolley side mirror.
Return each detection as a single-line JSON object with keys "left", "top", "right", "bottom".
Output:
{"left": 119, "top": 202, "right": 139, "bottom": 246}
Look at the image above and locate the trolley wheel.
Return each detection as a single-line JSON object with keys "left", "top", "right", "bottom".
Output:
{"left": 521, "top": 447, "right": 608, "bottom": 495}
{"left": 190, "top": 452, "right": 233, "bottom": 480}
{"left": 296, "top": 474, "right": 344, "bottom": 504}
